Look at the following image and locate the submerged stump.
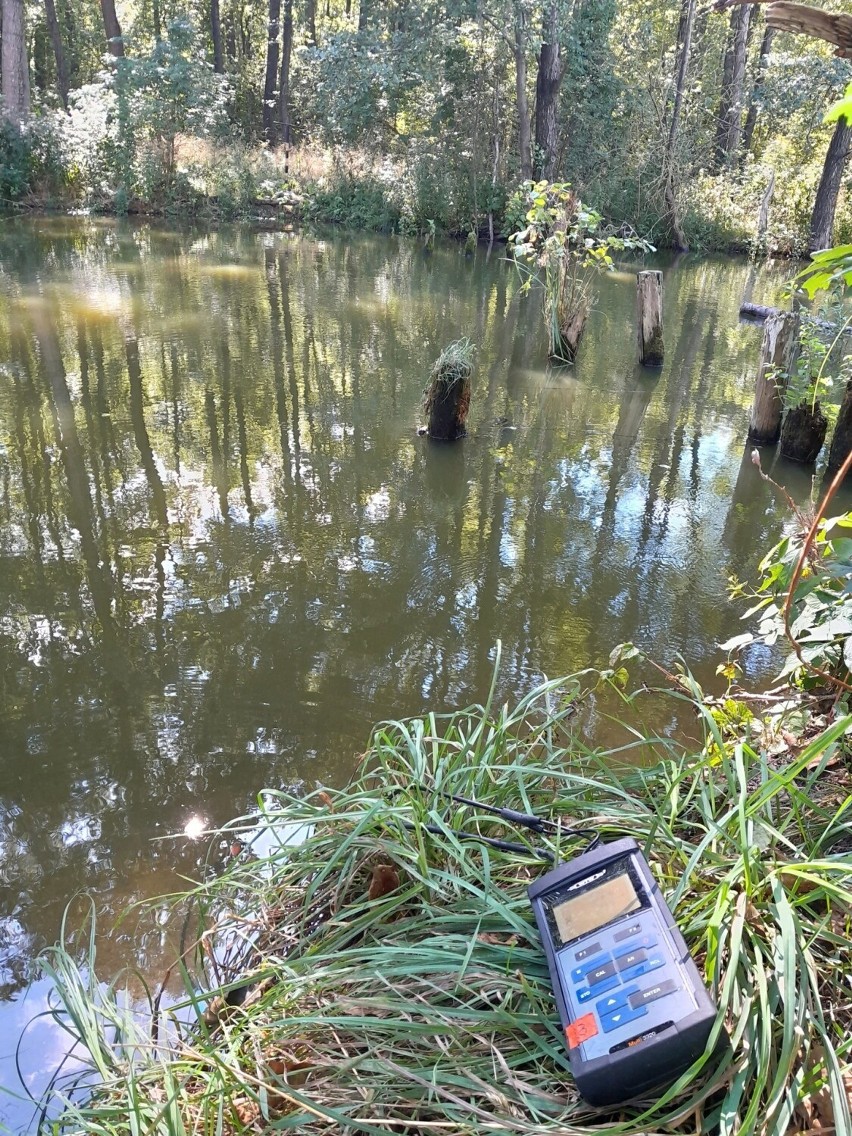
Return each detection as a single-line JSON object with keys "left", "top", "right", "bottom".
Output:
{"left": 424, "top": 340, "right": 474, "bottom": 441}
{"left": 747, "top": 311, "right": 799, "bottom": 445}
{"left": 780, "top": 400, "right": 828, "bottom": 464}
{"left": 827, "top": 380, "right": 852, "bottom": 474}
{"left": 636, "top": 271, "right": 664, "bottom": 366}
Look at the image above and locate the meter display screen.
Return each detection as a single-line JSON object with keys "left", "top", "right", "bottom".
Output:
{"left": 552, "top": 871, "right": 641, "bottom": 944}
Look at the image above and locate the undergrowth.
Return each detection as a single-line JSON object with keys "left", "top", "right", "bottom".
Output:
{"left": 36, "top": 660, "right": 852, "bottom": 1135}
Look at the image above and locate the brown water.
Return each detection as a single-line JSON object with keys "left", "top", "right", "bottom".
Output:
{"left": 0, "top": 218, "right": 835, "bottom": 1126}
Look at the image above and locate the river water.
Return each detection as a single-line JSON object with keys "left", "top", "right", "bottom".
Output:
{"left": 0, "top": 218, "right": 837, "bottom": 1127}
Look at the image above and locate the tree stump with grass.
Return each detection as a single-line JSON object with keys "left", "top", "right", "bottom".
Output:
{"left": 780, "top": 400, "right": 828, "bottom": 464}
{"left": 424, "top": 340, "right": 474, "bottom": 441}
{"left": 747, "top": 311, "right": 799, "bottom": 444}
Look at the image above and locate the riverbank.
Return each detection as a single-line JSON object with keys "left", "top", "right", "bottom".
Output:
{"left": 4, "top": 131, "right": 844, "bottom": 255}
{"left": 41, "top": 660, "right": 852, "bottom": 1135}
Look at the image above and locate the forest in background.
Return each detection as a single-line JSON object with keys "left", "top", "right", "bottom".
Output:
{"left": 0, "top": 0, "right": 850, "bottom": 251}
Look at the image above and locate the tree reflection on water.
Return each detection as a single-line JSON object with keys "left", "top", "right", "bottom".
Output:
{"left": 0, "top": 220, "right": 832, "bottom": 1026}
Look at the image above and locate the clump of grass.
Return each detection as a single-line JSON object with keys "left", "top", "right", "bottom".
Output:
{"left": 423, "top": 339, "right": 475, "bottom": 440}
{"left": 38, "top": 662, "right": 852, "bottom": 1136}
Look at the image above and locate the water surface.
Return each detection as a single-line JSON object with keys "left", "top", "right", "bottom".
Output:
{"left": 0, "top": 219, "right": 835, "bottom": 1126}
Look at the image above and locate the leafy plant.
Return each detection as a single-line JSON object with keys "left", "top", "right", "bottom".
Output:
{"left": 729, "top": 509, "right": 852, "bottom": 692}
{"left": 508, "top": 181, "right": 653, "bottom": 361}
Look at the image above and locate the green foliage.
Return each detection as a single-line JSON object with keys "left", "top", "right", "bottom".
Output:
{"left": 0, "top": 117, "right": 68, "bottom": 204}
{"left": 729, "top": 511, "right": 852, "bottom": 692}
{"left": 38, "top": 666, "right": 852, "bottom": 1134}
{"left": 795, "top": 245, "right": 852, "bottom": 299}
{"left": 824, "top": 81, "right": 852, "bottom": 126}
{"left": 303, "top": 173, "right": 401, "bottom": 231}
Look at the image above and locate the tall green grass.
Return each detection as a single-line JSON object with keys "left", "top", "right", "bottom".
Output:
{"left": 38, "top": 666, "right": 852, "bottom": 1135}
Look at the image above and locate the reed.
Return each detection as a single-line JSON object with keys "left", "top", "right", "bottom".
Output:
{"left": 37, "top": 663, "right": 852, "bottom": 1135}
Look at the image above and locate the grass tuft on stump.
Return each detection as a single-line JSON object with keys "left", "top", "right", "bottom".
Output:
{"left": 38, "top": 662, "right": 852, "bottom": 1136}
{"left": 423, "top": 338, "right": 475, "bottom": 440}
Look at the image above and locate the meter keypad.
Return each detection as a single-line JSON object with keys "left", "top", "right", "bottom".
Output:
{"left": 560, "top": 918, "right": 678, "bottom": 1055}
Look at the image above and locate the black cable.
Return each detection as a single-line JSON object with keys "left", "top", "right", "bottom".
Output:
{"left": 386, "top": 785, "right": 601, "bottom": 861}
{"left": 402, "top": 818, "right": 555, "bottom": 861}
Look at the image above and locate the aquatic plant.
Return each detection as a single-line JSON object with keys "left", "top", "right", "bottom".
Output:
{"left": 36, "top": 652, "right": 852, "bottom": 1136}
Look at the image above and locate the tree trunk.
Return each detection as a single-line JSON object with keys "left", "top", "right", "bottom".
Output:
{"left": 747, "top": 311, "right": 799, "bottom": 445}
{"left": 1, "top": 0, "right": 32, "bottom": 122}
{"left": 278, "top": 0, "right": 293, "bottom": 151}
{"left": 99, "top": 0, "right": 124, "bottom": 57}
{"left": 533, "top": 2, "right": 566, "bottom": 180}
{"left": 809, "top": 118, "right": 852, "bottom": 253}
{"left": 756, "top": 168, "right": 774, "bottom": 243}
{"left": 828, "top": 381, "right": 852, "bottom": 474}
{"left": 152, "top": 0, "right": 161, "bottom": 40}
{"left": 714, "top": 3, "right": 754, "bottom": 166}
{"left": 780, "top": 401, "right": 827, "bottom": 464}
{"left": 44, "top": 0, "right": 70, "bottom": 109}
{"left": 637, "top": 271, "right": 664, "bottom": 366}
{"left": 263, "top": 0, "right": 281, "bottom": 144}
{"left": 211, "top": 0, "right": 224, "bottom": 72}
{"left": 742, "top": 24, "right": 775, "bottom": 156}
{"left": 664, "top": 0, "right": 696, "bottom": 250}
{"left": 358, "top": 0, "right": 368, "bottom": 32}
{"left": 305, "top": 0, "right": 316, "bottom": 44}
{"left": 515, "top": 5, "right": 532, "bottom": 181}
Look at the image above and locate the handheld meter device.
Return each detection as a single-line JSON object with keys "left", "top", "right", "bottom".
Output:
{"left": 528, "top": 837, "right": 716, "bottom": 1107}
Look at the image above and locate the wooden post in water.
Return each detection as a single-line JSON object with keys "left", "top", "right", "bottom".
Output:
{"left": 827, "top": 380, "right": 852, "bottom": 474}
{"left": 747, "top": 311, "right": 799, "bottom": 444}
{"left": 636, "top": 271, "right": 664, "bottom": 366}
{"left": 780, "top": 400, "right": 827, "bottom": 464}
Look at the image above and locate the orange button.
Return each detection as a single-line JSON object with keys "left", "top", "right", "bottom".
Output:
{"left": 565, "top": 1013, "right": 599, "bottom": 1049}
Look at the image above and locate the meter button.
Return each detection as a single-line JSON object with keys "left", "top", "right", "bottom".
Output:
{"left": 613, "top": 922, "right": 643, "bottom": 942}
{"left": 616, "top": 949, "right": 647, "bottom": 972}
{"left": 600, "top": 1003, "right": 648, "bottom": 1034}
{"left": 596, "top": 984, "right": 639, "bottom": 1015}
{"left": 586, "top": 960, "right": 617, "bottom": 988}
{"left": 574, "top": 942, "right": 602, "bottom": 963}
{"left": 620, "top": 954, "right": 666, "bottom": 982}
{"left": 629, "top": 979, "right": 677, "bottom": 1010}
{"left": 576, "top": 986, "right": 593, "bottom": 1004}
{"left": 570, "top": 954, "right": 610, "bottom": 982}
{"left": 614, "top": 934, "right": 656, "bottom": 958}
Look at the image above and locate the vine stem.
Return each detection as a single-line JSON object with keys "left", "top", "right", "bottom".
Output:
{"left": 782, "top": 446, "right": 852, "bottom": 692}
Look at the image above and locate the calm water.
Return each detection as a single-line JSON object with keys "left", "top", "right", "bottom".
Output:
{"left": 0, "top": 218, "right": 836, "bottom": 1126}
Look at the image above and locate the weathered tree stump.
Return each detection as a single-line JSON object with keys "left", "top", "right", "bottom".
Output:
{"left": 827, "top": 380, "right": 852, "bottom": 473}
{"left": 424, "top": 340, "right": 474, "bottom": 441}
{"left": 636, "top": 271, "right": 664, "bottom": 366}
{"left": 780, "top": 400, "right": 827, "bottom": 464}
{"left": 747, "top": 311, "right": 799, "bottom": 444}
{"left": 556, "top": 296, "right": 590, "bottom": 362}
